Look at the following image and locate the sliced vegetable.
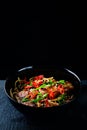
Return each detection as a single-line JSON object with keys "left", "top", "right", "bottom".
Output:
{"left": 57, "top": 94, "right": 67, "bottom": 105}
{"left": 49, "top": 91, "right": 55, "bottom": 99}
{"left": 24, "top": 85, "right": 32, "bottom": 89}
{"left": 36, "top": 83, "right": 49, "bottom": 90}
{"left": 22, "top": 97, "right": 29, "bottom": 102}
{"left": 31, "top": 93, "right": 48, "bottom": 103}
{"left": 57, "top": 84, "right": 65, "bottom": 94}
{"left": 57, "top": 80, "right": 65, "bottom": 84}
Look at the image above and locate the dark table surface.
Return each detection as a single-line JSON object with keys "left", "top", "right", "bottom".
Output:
{"left": 0, "top": 80, "right": 87, "bottom": 130}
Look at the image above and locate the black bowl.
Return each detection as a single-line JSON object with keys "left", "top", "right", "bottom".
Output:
{"left": 4, "top": 65, "right": 81, "bottom": 121}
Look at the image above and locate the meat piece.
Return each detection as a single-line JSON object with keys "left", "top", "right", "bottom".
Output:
{"left": 18, "top": 90, "right": 28, "bottom": 98}
{"left": 22, "top": 102, "right": 35, "bottom": 107}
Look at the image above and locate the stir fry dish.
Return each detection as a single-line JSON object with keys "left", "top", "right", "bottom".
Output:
{"left": 10, "top": 75, "right": 74, "bottom": 107}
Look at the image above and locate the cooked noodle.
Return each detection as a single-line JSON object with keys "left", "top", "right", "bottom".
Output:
{"left": 10, "top": 75, "right": 74, "bottom": 107}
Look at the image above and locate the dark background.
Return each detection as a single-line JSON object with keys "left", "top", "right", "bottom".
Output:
{"left": 0, "top": 1, "right": 87, "bottom": 80}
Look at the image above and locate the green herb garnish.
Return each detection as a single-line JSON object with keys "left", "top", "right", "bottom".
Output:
{"left": 57, "top": 80, "right": 65, "bottom": 84}
{"left": 22, "top": 97, "right": 29, "bottom": 102}
{"left": 31, "top": 93, "right": 48, "bottom": 103}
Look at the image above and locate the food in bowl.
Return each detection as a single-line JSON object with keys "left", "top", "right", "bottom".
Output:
{"left": 10, "top": 74, "right": 74, "bottom": 108}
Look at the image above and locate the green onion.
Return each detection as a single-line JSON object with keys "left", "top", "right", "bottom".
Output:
{"left": 22, "top": 97, "right": 29, "bottom": 102}
{"left": 31, "top": 93, "right": 48, "bottom": 103}
{"left": 47, "top": 79, "right": 53, "bottom": 84}
{"left": 57, "top": 80, "right": 65, "bottom": 84}
{"left": 36, "top": 84, "right": 48, "bottom": 90}
{"left": 57, "top": 94, "right": 67, "bottom": 105}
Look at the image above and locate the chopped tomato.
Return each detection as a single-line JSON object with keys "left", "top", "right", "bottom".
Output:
{"left": 38, "top": 81, "right": 43, "bottom": 86}
{"left": 45, "top": 99, "right": 50, "bottom": 107}
{"left": 34, "top": 75, "right": 44, "bottom": 80}
{"left": 32, "top": 80, "right": 43, "bottom": 88}
{"left": 57, "top": 85, "right": 65, "bottom": 94}
{"left": 32, "top": 81, "right": 39, "bottom": 88}
{"left": 60, "top": 88, "right": 64, "bottom": 94}
{"left": 49, "top": 91, "right": 55, "bottom": 99}
{"left": 29, "top": 91, "right": 38, "bottom": 99}
{"left": 38, "top": 75, "right": 44, "bottom": 79}
{"left": 57, "top": 84, "right": 63, "bottom": 89}
{"left": 24, "top": 85, "right": 32, "bottom": 89}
